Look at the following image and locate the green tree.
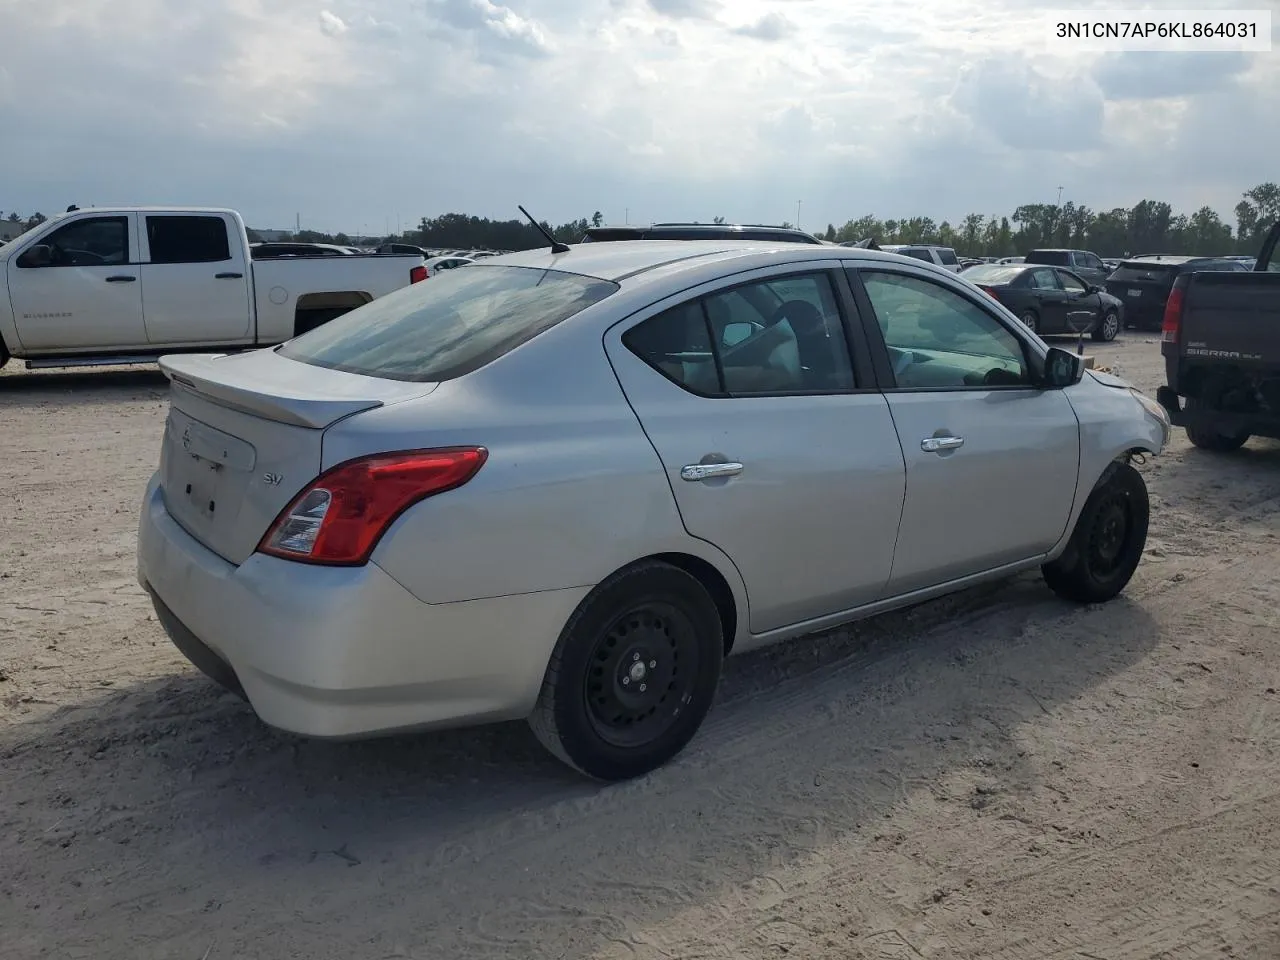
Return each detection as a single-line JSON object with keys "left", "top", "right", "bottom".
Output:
{"left": 591, "top": 211, "right": 603, "bottom": 228}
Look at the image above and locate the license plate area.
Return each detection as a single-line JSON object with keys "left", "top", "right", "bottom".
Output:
{"left": 161, "top": 410, "right": 257, "bottom": 541}
{"left": 1127, "top": 288, "right": 1142, "bottom": 297}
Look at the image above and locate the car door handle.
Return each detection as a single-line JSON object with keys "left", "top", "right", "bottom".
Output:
{"left": 105, "top": 275, "right": 137, "bottom": 283}
{"left": 215, "top": 272, "right": 244, "bottom": 279}
{"left": 680, "top": 462, "right": 744, "bottom": 481}
{"left": 921, "top": 436, "right": 964, "bottom": 453}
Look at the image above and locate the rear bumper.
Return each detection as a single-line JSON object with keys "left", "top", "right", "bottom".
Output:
{"left": 136, "top": 474, "right": 589, "bottom": 738}
{"left": 1156, "top": 387, "right": 1280, "bottom": 440}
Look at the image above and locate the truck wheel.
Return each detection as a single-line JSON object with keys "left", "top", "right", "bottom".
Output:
{"left": 529, "top": 561, "right": 724, "bottom": 781}
{"left": 1042, "top": 462, "right": 1149, "bottom": 604}
{"left": 1091, "top": 310, "right": 1120, "bottom": 342}
{"left": 1018, "top": 310, "right": 1038, "bottom": 334}
{"left": 1183, "top": 398, "right": 1250, "bottom": 452}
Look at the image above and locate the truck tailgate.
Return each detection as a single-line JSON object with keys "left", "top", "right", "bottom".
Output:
{"left": 1180, "top": 272, "right": 1280, "bottom": 367}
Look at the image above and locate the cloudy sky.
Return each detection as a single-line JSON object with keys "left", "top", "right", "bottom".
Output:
{"left": 1, "top": 0, "right": 1276, "bottom": 234}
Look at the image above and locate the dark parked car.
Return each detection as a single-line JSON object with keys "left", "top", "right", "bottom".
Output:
{"left": 1105, "top": 256, "right": 1249, "bottom": 331}
{"left": 1156, "top": 223, "right": 1280, "bottom": 451}
{"left": 249, "top": 242, "right": 355, "bottom": 259}
{"left": 961, "top": 262, "right": 1123, "bottom": 341}
{"left": 581, "top": 222, "right": 824, "bottom": 244}
{"left": 1023, "top": 249, "right": 1112, "bottom": 286}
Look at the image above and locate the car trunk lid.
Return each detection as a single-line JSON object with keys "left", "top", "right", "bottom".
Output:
{"left": 158, "top": 350, "right": 436, "bottom": 565}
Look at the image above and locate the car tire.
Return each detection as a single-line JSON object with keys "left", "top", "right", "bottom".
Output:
{"left": 1042, "top": 461, "right": 1149, "bottom": 604}
{"left": 0, "top": 337, "right": 8, "bottom": 370}
{"left": 1019, "top": 310, "right": 1038, "bottom": 334}
{"left": 1091, "top": 310, "right": 1120, "bottom": 342}
{"left": 529, "top": 560, "right": 724, "bottom": 781}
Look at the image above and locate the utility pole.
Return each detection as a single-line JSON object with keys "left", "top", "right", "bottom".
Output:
{"left": 796, "top": 200, "right": 802, "bottom": 230}
{"left": 1057, "top": 186, "right": 1064, "bottom": 207}
{"left": 295, "top": 212, "right": 300, "bottom": 233}
{"left": 625, "top": 207, "right": 629, "bottom": 225}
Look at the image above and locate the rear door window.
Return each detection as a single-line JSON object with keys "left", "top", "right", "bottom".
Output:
{"left": 146, "top": 216, "right": 232, "bottom": 264}
{"left": 1029, "top": 268, "right": 1060, "bottom": 290}
{"left": 279, "top": 265, "right": 618, "bottom": 382}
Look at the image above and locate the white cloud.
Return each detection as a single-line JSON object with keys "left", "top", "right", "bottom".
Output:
{"left": 0, "top": 0, "right": 1274, "bottom": 233}
{"left": 318, "top": 10, "right": 347, "bottom": 37}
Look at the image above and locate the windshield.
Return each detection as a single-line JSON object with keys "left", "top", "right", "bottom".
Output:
{"left": 278, "top": 264, "right": 618, "bottom": 382}
{"left": 962, "top": 265, "right": 1025, "bottom": 284}
{"left": 1110, "top": 262, "right": 1178, "bottom": 284}
{"left": 0, "top": 212, "right": 68, "bottom": 259}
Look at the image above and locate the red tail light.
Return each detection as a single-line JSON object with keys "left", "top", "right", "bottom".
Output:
{"left": 977, "top": 284, "right": 999, "bottom": 298}
{"left": 410, "top": 265, "right": 428, "bottom": 284}
{"left": 258, "top": 447, "right": 488, "bottom": 566}
{"left": 1162, "top": 283, "right": 1185, "bottom": 344}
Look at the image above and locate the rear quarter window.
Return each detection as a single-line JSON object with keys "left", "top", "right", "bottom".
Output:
{"left": 278, "top": 265, "right": 618, "bottom": 382}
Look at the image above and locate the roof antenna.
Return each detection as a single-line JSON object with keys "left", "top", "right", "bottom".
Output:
{"left": 518, "top": 205, "right": 570, "bottom": 254}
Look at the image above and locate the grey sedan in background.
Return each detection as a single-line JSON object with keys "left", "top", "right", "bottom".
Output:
{"left": 137, "top": 240, "right": 1170, "bottom": 781}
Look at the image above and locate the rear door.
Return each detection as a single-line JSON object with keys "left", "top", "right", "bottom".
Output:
{"left": 6, "top": 213, "right": 146, "bottom": 350}
{"left": 604, "top": 262, "right": 907, "bottom": 634}
{"left": 140, "top": 213, "right": 253, "bottom": 344}
{"left": 1026, "top": 267, "right": 1069, "bottom": 332}
{"left": 848, "top": 265, "right": 1080, "bottom": 594}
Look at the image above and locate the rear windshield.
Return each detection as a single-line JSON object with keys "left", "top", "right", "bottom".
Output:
{"left": 1024, "top": 250, "right": 1070, "bottom": 266}
{"left": 278, "top": 265, "right": 618, "bottom": 382}
{"left": 962, "top": 264, "right": 1026, "bottom": 284}
{"left": 1110, "top": 262, "right": 1178, "bottom": 284}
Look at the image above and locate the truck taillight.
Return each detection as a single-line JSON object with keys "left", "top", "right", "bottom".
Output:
{"left": 257, "top": 448, "right": 488, "bottom": 565}
{"left": 1162, "top": 282, "right": 1185, "bottom": 344}
{"left": 410, "top": 265, "right": 428, "bottom": 284}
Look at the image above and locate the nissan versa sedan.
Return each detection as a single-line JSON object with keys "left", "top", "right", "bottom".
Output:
{"left": 961, "top": 262, "right": 1123, "bottom": 341}
{"left": 137, "top": 240, "right": 1170, "bottom": 781}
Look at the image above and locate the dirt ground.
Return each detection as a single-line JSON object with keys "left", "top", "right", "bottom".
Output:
{"left": 2, "top": 334, "right": 1278, "bottom": 960}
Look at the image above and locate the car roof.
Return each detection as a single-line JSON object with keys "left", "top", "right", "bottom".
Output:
{"left": 1122, "top": 255, "right": 1204, "bottom": 265}
{"left": 484, "top": 239, "right": 937, "bottom": 285}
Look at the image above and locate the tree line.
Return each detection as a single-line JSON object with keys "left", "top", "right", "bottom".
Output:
{"left": 6, "top": 182, "right": 1277, "bottom": 257}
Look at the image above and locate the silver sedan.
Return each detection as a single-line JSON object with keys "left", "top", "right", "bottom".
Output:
{"left": 137, "top": 240, "right": 1170, "bottom": 780}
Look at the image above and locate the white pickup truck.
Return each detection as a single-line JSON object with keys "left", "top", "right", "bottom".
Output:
{"left": 0, "top": 206, "right": 427, "bottom": 370}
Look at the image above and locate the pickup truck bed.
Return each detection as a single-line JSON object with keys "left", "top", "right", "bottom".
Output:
{"left": 1157, "top": 222, "right": 1280, "bottom": 449}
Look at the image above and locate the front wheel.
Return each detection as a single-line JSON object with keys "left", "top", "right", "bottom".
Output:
{"left": 1042, "top": 461, "right": 1149, "bottom": 604}
{"left": 1091, "top": 310, "right": 1120, "bottom": 342}
{"left": 529, "top": 561, "right": 725, "bottom": 781}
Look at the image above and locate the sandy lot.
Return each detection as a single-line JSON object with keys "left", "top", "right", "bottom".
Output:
{"left": 2, "top": 336, "right": 1278, "bottom": 959}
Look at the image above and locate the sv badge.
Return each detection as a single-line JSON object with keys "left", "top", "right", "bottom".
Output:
{"left": 262, "top": 472, "right": 283, "bottom": 486}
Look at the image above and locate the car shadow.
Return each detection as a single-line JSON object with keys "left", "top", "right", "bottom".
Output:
{"left": 0, "top": 367, "right": 168, "bottom": 407}
{"left": 2, "top": 574, "right": 1160, "bottom": 958}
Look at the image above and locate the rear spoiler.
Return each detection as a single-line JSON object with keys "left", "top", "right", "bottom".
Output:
{"left": 158, "top": 353, "right": 434, "bottom": 429}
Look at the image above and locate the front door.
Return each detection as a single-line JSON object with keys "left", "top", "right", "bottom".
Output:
{"left": 6, "top": 214, "right": 146, "bottom": 350}
{"left": 605, "top": 265, "right": 907, "bottom": 634}
{"left": 140, "top": 213, "right": 252, "bottom": 344}
{"left": 853, "top": 267, "right": 1080, "bottom": 594}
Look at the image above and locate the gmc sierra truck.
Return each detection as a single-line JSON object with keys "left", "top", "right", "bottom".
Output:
{"left": 1156, "top": 221, "right": 1280, "bottom": 451}
{"left": 0, "top": 207, "right": 427, "bottom": 370}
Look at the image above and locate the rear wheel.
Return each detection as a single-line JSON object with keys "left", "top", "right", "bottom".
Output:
{"left": 1091, "top": 310, "right": 1120, "bottom": 342}
{"left": 1042, "top": 462, "right": 1149, "bottom": 604}
{"left": 1019, "top": 310, "right": 1039, "bottom": 334}
{"left": 1183, "top": 398, "right": 1250, "bottom": 452}
{"left": 0, "top": 338, "right": 9, "bottom": 370}
{"left": 529, "top": 561, "right": 724, "bottom": 781}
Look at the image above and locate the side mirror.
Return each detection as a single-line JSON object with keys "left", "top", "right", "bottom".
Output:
{"left": 721, "top": 321, "right": 755, "bottom": 347}
{"left": 1042, "top": 346, "right": 1084, "bottom": 388}
{"left": 18, "top": 244, "right": 52, "bottom": 268}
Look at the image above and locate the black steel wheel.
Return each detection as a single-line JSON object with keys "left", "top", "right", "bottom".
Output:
{"left": 1042, "top": 461, "right": 1149, "bottom": 604}
{"left": 529, "top": 561, "right": 724, "bottom": 781}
